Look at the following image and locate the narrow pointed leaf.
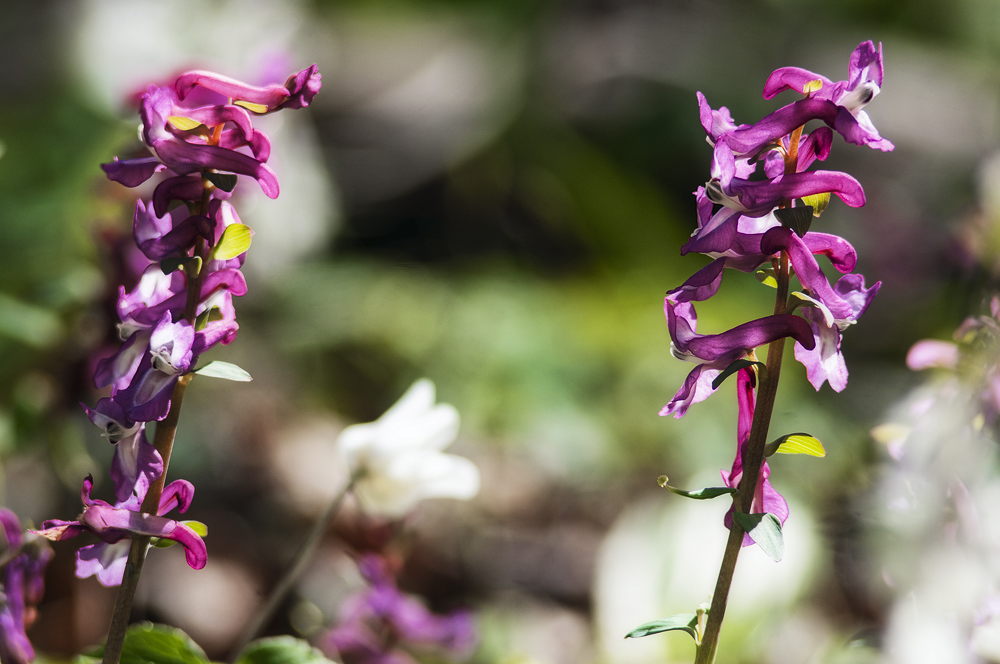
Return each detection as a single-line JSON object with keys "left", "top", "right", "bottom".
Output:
{"left": 658, "top": 476, "right": 737, "bottom": 500}
{"left": 732, "top": 512, "right": 784, "bottom": 562}
{"left": 625, "top": 613, "right": 699, "bottom": 639}
{"left": 194, "top": 360, "right": 252, "bottom": 382}
{"left": 213, "top": 223, "right": 253, "bottom": 260}
{"left": 764, "top": 433, "right": 825, "bottom": 457}
{"left": 711, "top": 359, "right": 767, "bottom": 390}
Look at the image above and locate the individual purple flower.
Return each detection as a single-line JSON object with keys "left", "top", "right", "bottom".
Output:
{"left": 34, "top": 475, "right": 206, "bottom": 587}
{"left": 80, "top": 398, "right": 163, "bottom": 503}
{"left": 322, "top": 555, "right": 476, "bottom": 664}
{"left": 763, "top": 41, "right": 894, "bottom": 152}
{"left": 660, "top": 300, "right": 815, "bottom": 418}
{"left": 174, "top": 65, "right": 322, "bottom": 112}
{"left": 706, "top": 141, "right": 865, "bottom": 217}
{"left": 132, "top": 199, "right": 214, "bottom": 262}
{"left": 113, "top": 312, "right": 195, "bottom": 422}
{"left": 720, "top": 371, "right": 789, "bottom": 545}
{"left": 760, "top": 227, "right": 880, "bottom": 391}
{"left": 0, "top": 510, "right": 52, "bottom": 664}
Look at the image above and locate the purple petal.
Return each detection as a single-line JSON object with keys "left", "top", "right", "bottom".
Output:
{"left": 76, "top": 540, "right": 130, "bottom": 587}
{"left": 667, "top": 259, "right": 726, "bottom": 304}
{"left": 158, "top": 479, "right": 195, "bottom": 515}
{"left": 907, "top": 339, "right": 960, "bottom": 371}
{"left": 762, "top": 66, "right": 834, "bottom": 100}
{"left": 174, "top": 70, "right": 291, "bottom": 109}
{"left": 281, "top": 64, "right": 323, "bottom": 109}
{"left": 110, "top": 427, "right": 163, "bottom": 504}
{"left": 101, "top": 157, "right": 165, "bottom": 187}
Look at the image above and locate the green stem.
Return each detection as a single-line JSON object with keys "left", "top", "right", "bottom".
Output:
{"left": 102, "top": 181, "right": 214, "bottom": 664}
{"left": 694, "top": 252, "right": 789, "bottom": 664}
{"left": 227, "top": 473, "right": 361, "bottom": 663}
{"left": 102, "top": 375, "right": 191, "bottom": 664}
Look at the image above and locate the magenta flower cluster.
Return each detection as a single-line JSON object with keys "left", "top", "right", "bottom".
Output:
{"left": 662, "top": 42, "right": 889, "bottom": 538}
{"left": 322, "top": 555, "right": 476, "bottom": 664}
{"left": 0, "top": 510, "right": 51, "bottom": 664}
{"left": 34, "top": 66, "right": 321, "bottom": 586}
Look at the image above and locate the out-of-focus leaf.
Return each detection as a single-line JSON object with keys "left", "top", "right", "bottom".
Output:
{"left": 235, "top": 636, "right": 337, "bottom": 664}
{"left": 0, "top": 293, "right": 61, "bottom": 347}
{"left": 76, "top": 622, "right": 209, "bottom": 664}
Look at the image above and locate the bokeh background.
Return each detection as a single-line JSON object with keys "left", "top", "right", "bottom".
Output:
{"left": 2, "top": 0, "right": 1000, "bottom": 662}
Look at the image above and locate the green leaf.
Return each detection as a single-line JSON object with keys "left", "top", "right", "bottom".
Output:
{"left": 764, "top": 433, "right": 826, "bottom": 457}
{"left": 161, "top": 256, "right": 201, "bottom": 276}
{"left": 732, "top": 512, "right": 784, "bottom": 562}
{"left": 0, "top": 293, "right": 62, "bottom": 348}
{"left": 801, "top": 192, "right": 830, "bottom": 217}
{"left": 205, "top": 171, "right": 238, "bottom": 192}
{"left": 235, "top": 636, "right": 338, "bottom": 664}
{"left": 711, "top": 359, "right": 767, "bottom": 390}
{"left": 194, "top": 306, "right": 223, "bottom": 331}
{"left": 212, "top": 223, "right": 253, "bottom": 260}
{"left": 658, "top": 476, "right": 737, "bottom": 500}
{"left": 625, "top": 613, "right": 699, "bottom": 639}
{"left": 194, "top": 361, "right": 252, "bottom": 382}
{"left": 76, "top": 622, "right": 209, "bottom": 664}
{"left": 756, "top": 268, "right": 777, "bottom": 288}
{"left": 774, "top": 206, "right": 813, "bottom": 237}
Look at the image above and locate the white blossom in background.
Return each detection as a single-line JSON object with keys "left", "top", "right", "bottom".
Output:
{"left": 338, "top": 379, "right": 480, "bottom": 518}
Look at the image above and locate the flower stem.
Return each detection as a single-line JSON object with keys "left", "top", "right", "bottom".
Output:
{"left": 227, "top": 473, "right": 361, "bottom": 663}
{"left": 102, "top": 374, "right": 192, "bottom": 664}
{"left": 694, "top": 251, "right": 789, "bottom": 664}
{"left": 103, "top": 183, "right": 212, "bottom": 664}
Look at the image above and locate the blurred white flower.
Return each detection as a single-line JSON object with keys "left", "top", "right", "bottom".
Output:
{"left": 338, "top": 379, "right": 479, "bottom": 517}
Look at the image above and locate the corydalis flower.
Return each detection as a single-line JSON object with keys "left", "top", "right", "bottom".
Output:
{"left": 764, "top": 41, "right": 893, "bottom": 152}
{"left": 338, "top": 379, "right": 480, "bottom": 518}
{"left": 322, "top": 554, "right": 476, "bottom": 664}
{"left": 34, "top": 475, "right": 206, "bottom": 587}
{"left": 0, "top": 510, "right": 52, "bottom": 664}
{"left": 660, "top": 301, "right": 815, "bottom": 418}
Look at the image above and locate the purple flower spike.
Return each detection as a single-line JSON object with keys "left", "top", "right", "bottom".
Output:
{"left": 0, "top": 510, "right": 52, "bottom": 664}
{"left": 323, "top": 554, "right": 476, "bottom": 664}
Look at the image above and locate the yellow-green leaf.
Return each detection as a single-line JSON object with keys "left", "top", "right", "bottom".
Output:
{"left": 765, "top": 433, "right": 826, "bottom": 457}
{"left": 756, "top": 269, "right": 777, "bottom": 288}
{"left": 234, "top": 100, "right": 269, "bottom": 114}
{"left": 801, "top": 192, "right": 830, "bottom": 217}
{"left": 168, "top": 116, "right": 204, "bottom": 132}
{"left": 213, "top": 224, "right": 252, "bottom": 260}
